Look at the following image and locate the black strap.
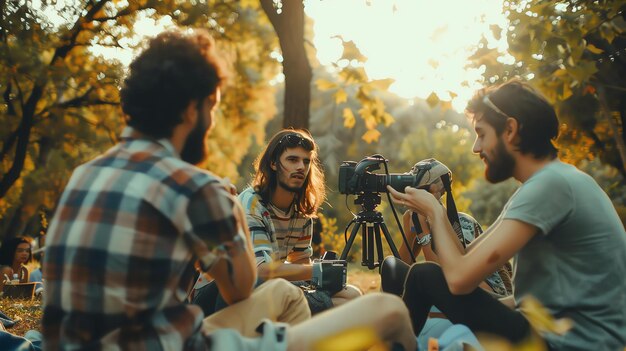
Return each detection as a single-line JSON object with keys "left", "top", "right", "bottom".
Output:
{"left": 441, "top": 173, "right": 465, "bottom": 248}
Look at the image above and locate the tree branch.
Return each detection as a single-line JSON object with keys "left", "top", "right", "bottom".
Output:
{"left": 0, "top": 128, "right": 19, "bottom": 162}
{"left": 50, "top": 0, "right": 111, "bottom": 64}
{"left": 600, "top": 83, "right": 626, "bottom": 93}
{"left": 11, "top": 75, "right": 25, "bottom": 108}
{"left": 3, "top": 81, "right": 16, "bottom": 116}
{"left": 0, "top": 0, "right": 111, "bottom": 199}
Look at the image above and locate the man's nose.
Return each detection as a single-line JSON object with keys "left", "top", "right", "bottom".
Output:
{"left": 472, "top": 138, "right": 480, "bottom": 154}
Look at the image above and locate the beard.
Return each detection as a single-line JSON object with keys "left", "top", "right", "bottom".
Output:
{"left": 180, "top": 105, "right": 209, "bottom": 166}
{"left": 484, "top": 138, "right": 515, "bottom": 183}
{"left": 277, "top": 178, "right": 304, "bottom": 193}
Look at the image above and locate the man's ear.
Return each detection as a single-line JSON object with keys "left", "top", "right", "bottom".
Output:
{"left": 270, "top": 160, "right": 277, "bottom": 171}
{"left": 504, "top": 117, "right": 520, "bottom": 144}
{"left": 182, "top": 100, "right": 198, "bottom": 128}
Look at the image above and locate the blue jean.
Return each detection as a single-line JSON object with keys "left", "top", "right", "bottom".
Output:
{"left": 0, "top": 330, "right": 43, "bottom": 351}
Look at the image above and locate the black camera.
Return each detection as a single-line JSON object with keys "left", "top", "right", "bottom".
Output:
{"left": 338, "top": 155, "right": 425, "bottom": 194}
{"left": 311, "top": 251, "right": 347, "bottom": 294}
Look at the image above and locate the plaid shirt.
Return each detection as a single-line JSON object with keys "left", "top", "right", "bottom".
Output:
{"left": 238, "top": 187, "right": 313, "bottom": 266}
{"left": 42, "top": 128, "right": 246, "bottom": 350}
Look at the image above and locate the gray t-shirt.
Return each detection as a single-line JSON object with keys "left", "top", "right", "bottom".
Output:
{"left": 499, "top": 160, "right": 626, "bottom": 350}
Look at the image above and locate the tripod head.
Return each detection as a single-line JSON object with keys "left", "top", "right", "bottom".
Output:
{"left": 354, "top": 192, "right": 382, "bottom": 213}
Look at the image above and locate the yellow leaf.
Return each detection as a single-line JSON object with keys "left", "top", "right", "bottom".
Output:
{"left": 426, "top": 92, "right": 440, "bottom": 108}
{"left": 359, "top": 107, "right": 377, "bottom": 129}
{"left": 240, "top": 0, "right": 258, "bottom": 8}
{"left": 316, "top": 79, "right": 337, "bottom": 91}
{"left": 561, "top": 84, "right": 573, "bottom": 100}
{"left": 340, "top": 40, "right": 368, "bottom": 63}
{"left": 586, "top": 44, "right": 604, "bottom": 54}
{"left": 381, "top": 112, "right": 395, "bottom": 127}
{"left": 343, "top": 108, "right": 355, "bottom": 128}
{"left": 373, "top": 97, "right": 385, "bottom": 115}
{"left": 313, "top": 327, "right": 383, "bottom": 351}
{"left": 368, "top": 78, "right": 394, "bottom": 91}
{"left": 520, "top": 296, "right": 573, "bottom": 336}
{"left": 362, "top": 129, "right": 381, "bottom": 144}
{"left": 335, "top": 89, "right": 348, "bottom": 104}
{"left": 440, "top": 101, "right": 453, "bottom": 111}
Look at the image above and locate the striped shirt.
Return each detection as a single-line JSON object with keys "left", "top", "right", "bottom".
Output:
{"left": 238, "top": 188, "right": 313, "bottom": 265}
{"left": 42, "top": 128, "right": 247, "bottom": 350}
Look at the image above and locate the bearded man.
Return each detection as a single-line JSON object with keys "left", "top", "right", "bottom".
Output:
{"left": 239, "top": 129, "right": 362, "bottom": 314}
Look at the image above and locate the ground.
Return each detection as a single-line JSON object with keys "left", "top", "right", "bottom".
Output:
{"left": 0, "top": 269, "right": 382, "bottom": 337}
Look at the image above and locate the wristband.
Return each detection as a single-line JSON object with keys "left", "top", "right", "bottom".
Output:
{"left": 417, "top": 233, "right": 432, "bottom": 246}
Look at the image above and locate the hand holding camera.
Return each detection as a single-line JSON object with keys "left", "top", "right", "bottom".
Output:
{"left": 311, "top": 251, "right": 347, "bottom": 295}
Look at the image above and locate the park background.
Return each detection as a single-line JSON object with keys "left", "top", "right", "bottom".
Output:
{"left": 1, "top": 0, "right": 625, "bottom": 344}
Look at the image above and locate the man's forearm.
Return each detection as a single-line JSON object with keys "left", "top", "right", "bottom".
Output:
{"left": 209, "top": 234, "right": 257, "bottom": 305}
{"left": 209, "top": 252, "right": 256, "bottom": 305}
{"left": 258, "top": 262, "right": 313, "bottom": 281}
{"left": 428, "top": 207, "right": 466, "bottom": 284}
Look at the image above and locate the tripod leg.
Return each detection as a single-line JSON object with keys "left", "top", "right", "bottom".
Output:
{"left": 373, "top": 223, "right": 385, "bottom": 268}
{"left": 340, "top": 221, "right": 362, "bottom": 260}
{"left": 361, "top": 223, "right": 367, "bottom": 265}
{"left": 380, "top": 222, "right": 401, "bottom": 258}
{"left": 366, "top": 223, "right": 375, "bottom": 269}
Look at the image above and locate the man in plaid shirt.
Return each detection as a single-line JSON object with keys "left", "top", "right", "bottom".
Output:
{"left": 41, "top": 29, "right": 259, "bottom": 350}
{"left": 42, "top": 28, "right": 418, "bottom": 351}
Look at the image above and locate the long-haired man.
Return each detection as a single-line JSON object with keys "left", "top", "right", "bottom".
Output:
{"left": 239, "top": 129, "right": 361, "bottom": 314}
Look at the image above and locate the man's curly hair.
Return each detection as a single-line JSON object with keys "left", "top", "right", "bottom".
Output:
{"left": 120, "top": 29, "right": 225, "bottom": 138}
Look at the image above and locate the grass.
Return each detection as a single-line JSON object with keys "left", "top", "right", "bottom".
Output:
{"left": 0, "top": 270, "right": 382, "bottom": 337}
{"left": 0, "top": 296, "right": 43, "bottom": 336}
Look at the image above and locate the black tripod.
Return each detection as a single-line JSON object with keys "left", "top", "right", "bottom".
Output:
{"left": 339, "top": 193, "right": 401, "bottom": 269}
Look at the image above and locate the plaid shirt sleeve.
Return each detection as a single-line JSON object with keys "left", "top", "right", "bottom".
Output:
{"left": 186, "top": 181, "right": 248, "bottom": 272}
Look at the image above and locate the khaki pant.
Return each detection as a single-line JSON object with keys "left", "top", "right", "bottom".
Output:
{"left": 202, "top": 278, "right": 311, "bottom": 337}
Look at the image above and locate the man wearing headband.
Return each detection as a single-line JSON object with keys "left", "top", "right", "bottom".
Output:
{"left": 238, "top": 129, "right": 362, "bottom": 314}
{"left": 387, "top": 79, "right": 626, "bottom": 350}
{"left": 381, "top": 158, "right": 511, "bottom": 297}
{"left": 381, "top": 158, "right": 512, "bottom": 350}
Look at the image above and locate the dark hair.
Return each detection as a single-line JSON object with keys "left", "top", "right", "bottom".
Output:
{"left": 0, "top": 237, "right": 32, "bottom": 266}
{"left": 120, "top": 29, "right": 225, "bottom": 139}
{"left": 252, "top": 129, "right": 326, "bottom": 217}
{"left": 465, "top": 79, "right": 559, "bottom": 159}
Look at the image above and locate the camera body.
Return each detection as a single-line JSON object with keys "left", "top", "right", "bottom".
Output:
{"left": 338, "top": 155, "right": 425, "bottom": 194}
{"left": 311, "top": 251, "right": 347, "bottom": 294}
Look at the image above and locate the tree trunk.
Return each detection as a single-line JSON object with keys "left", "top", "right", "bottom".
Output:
{"left": 0, "top": 85, "right": 42, "bottom": 199}
{"left": 260, "top": 0, "right": 311, "bottom": 130}
{"left": 0, "top": 0, "right": 109, "bottom": 199}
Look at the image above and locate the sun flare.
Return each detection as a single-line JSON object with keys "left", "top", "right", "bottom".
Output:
{"left": 305, "top": 0, "right": 510, "bottom": 112}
